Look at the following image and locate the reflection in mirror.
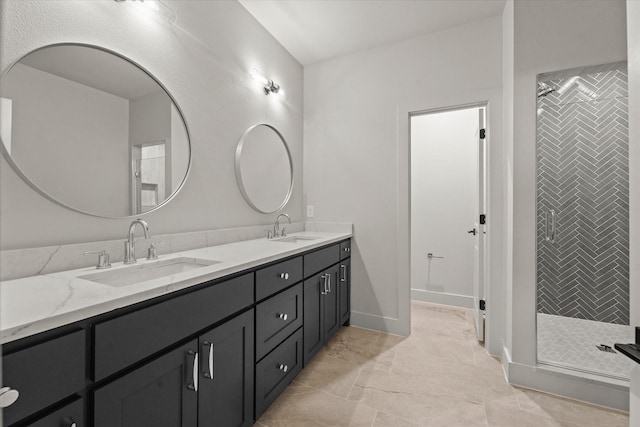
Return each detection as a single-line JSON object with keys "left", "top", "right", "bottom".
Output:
{"left": 0, "top": 43, "right": 191, "bottom": 217}
{"left": 235, "top": 124, "right": 293, "bottom": 214}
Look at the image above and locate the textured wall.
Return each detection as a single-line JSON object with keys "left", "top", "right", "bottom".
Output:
{"left": 536, "top": 64, "right": 629, "bottom": 325}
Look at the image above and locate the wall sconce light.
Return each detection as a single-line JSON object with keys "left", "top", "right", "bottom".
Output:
{"left": 250, "top": 69, "right": 281, "bottom": 95}
{"left": 114, "top": 0, "right": 177, "bottom": 25}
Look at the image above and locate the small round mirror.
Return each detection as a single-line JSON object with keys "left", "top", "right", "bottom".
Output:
{"left": 235, "top": 124, "right": 293, "bottom": 214}
{"left": 0, "top": 43, "right": 191, "bottom": 218}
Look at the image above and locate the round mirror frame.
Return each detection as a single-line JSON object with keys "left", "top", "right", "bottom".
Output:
{"left": 234, "top": 124, "right": 294, "bottom": 214}
{"left": 0, "top": 42, "right": 192, "bottom": 218}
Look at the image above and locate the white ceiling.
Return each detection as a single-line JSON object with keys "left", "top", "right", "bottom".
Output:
{"left": 21, "top": 45, "right": 162, "bottom": 100}
{"left": 238, "top": 0, "right": 506, "bottom": 66}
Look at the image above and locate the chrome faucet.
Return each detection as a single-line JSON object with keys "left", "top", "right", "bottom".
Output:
{"left": 272, "top": 213, "right": 291, "bottom": 238}
{"left": 124, "top": 219, "right": 150, "bottom": 264}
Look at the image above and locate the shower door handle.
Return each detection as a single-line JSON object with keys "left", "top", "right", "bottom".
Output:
{"left": 545, "top": 209, "right": 556, "bottom": 243}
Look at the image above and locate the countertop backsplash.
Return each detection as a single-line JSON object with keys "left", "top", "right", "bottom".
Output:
{"left": 0, "top": 222, "right": 350, "bottom": 281}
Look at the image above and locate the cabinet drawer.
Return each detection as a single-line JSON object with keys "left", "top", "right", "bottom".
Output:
{"left": 2, "top": 330, "right": 85, "bottom": 426}
{"left": 27, "top": 398, "right": 83, "bottom": 427}
{"left": 255, "top": 284, "right": 303, "bottom": 360}
{"left": 94, "top": 273, "right": 253, "bottom": 381}
{"left": 255, "top": 328, "right": 303, "bottom": 418}
{"left": 256, "top": 256, "right": 302, "bottom": 301}
{"left": 339, "top": 240, "right": 351, "bottom": 260}
{"left": 303, "top": 244, "right": 339, "bottom": 278}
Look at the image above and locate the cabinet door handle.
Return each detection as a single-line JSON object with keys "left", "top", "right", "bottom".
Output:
{"left": 340, "top": 265, "right": 346, "bottom": 282}
{"left": 277, "top": 313, "right": 288, "bottom": 321}
{"left": 279, "top": 272, "right": 289, "bottom": 280}
{"left": 187, "top": 350, "right": 198, "bottom": 391}
{"left": 326, "top": 273, "right": 331, "bottom": 293}
{"left": 0, "top": 387, "right": 19, "bottom": 408}
{"left": 320, "top": 274, "right": 327, "bottom": 295}
{"left": 546, "top": 209, "right": 556, "bottom": 243}
{"left": 344, "top": 247, "right": 350, "bottom": 252}
{"left": 203, "top": 341, "right": 214, "bottom": 379}
{"left": 278, "top": 363, "right": 288, "bottom": 373}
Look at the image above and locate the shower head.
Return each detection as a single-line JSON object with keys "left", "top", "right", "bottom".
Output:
{"left": 537, "top": 82, "right": 556, "bottom": 98}
{"left": 537, "top": 87, "right": 555, "bottom": 98}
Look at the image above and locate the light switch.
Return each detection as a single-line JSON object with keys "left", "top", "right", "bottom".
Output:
{"left": 307, "top": 205, "right": 314, "bottom": 218}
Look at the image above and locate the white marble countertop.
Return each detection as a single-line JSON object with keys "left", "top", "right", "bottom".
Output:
{"left": 1, "top": 231, "right": 351, "bottom": 344}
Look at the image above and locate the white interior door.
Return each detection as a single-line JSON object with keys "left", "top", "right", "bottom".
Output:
{"left": 473, "top": 108, "right": 487, "bottom": 342}
{"left": 410, "top": 107, "right": 482, "bottom": 311}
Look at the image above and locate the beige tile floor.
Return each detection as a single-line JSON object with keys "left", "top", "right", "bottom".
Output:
{"left": 257, "top": 301, "right": 629, "bottom": 427}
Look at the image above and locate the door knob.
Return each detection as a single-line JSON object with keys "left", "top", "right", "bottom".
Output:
{"left": 467, "top": 228, "right": 477, "bottom": 236}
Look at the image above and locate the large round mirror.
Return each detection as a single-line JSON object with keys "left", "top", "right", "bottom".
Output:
{"left": 0, "top": 43, "right": 191, "bottom": 217}
{"left": 235, "top": 124, "right": 293, "bottom": 214}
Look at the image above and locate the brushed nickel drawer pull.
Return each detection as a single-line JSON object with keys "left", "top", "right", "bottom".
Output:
{"left": 280, "top": 272, "right": 290, "bottom": 280}
{"left": 278, "top": 363, "right": 288, "bottom": 373}
{"left": 277, "top": 313, "right": 288, "bottom": 321}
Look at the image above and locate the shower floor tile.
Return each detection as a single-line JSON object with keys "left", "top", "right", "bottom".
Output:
{"left": 537, "top": 313, "right": 633, "bottom": 380}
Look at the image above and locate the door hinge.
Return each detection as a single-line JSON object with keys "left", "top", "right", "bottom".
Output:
{"left": 479, "top": 300, "right": 486, "bottom": 311}
{"left": 479, "top": 128, "right": 486, "bottom": 139}
{"left": 479, "top": 214, "right": 486, "bottom": 225}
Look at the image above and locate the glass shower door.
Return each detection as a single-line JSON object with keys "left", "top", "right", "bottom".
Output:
{"left": 535, "top": 62, "right": 632, "bottom": 380}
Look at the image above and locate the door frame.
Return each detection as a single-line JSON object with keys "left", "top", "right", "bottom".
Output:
{"left": 408, "top": 101, "right": 489, "bottom": 342}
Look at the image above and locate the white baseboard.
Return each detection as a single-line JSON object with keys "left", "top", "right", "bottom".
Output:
{"left": 502, "top": 345, "right": 630, "bottom": 411}
{"left": 411, "top": 288, "right": 474, "bottom": 309}
{"left": 349, "top": 311, "right": 408, "bottom": 336}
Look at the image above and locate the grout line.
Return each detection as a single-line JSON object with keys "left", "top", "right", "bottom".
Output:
{"left": 347, "top": 365, "right": 364, "bottom": 400}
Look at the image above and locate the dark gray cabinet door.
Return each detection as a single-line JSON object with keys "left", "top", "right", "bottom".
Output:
{"left": 323, "top": 264, "right": 340, "bottom": 341}
{"left": 198, "top": 310, "right": 254, "bottom": 427}
{"left": 94, "top": 340, "right": 198, "bottom": 427}
{"left": 303, "top": 273, "right": 324, "bottom": 366}
{"left": 2, "top": 329, "right": 85, "bottom": 426}
{"left": 339, "top": 258, "right": 351, "bottom": 325}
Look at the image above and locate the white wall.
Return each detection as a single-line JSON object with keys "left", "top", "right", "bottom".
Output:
{"left": 3, "top": 62, "right": 130, "bottom": 215}
{"left": 0, "top": 0, "right": 303, "bottom": 249}
{"left": 410, "top": 108, "right": 478, "bottom": 307}
{"left": 509, "top": 0, "right": 627, "bottom": 365}
{"left": 503, "top": 0, "right": 630, "bottom": 409}
{"left": 627, "top": 0, "right": 640, "bottom": 423}
{"left": 304, "top": 15, "right": 503, "bottom": 344}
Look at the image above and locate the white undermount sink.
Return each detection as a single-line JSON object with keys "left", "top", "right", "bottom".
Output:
{"left": 271, "top": 235, "right": 320, "bottom": 243}
{"left": 80, "top": 257, "right": 220, "bottom": 287}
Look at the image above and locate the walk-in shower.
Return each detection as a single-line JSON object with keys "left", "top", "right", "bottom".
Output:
{"left": 536, "top": 61, "right": 633, "bottom": 380}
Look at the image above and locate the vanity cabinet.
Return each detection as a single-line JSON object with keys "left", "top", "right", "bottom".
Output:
{"left": 93, "top": 273, "right": 253, "bottom": 381}
{"left": 94, "top": 309, "right": 254, "bottom": 427}
{"left": 2, "top": 237, "right": 351, "bottom": 427}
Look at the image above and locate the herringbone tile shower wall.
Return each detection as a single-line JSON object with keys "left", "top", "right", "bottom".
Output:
{"left": 536, "top": 66, "right": 629, "bottom": 325}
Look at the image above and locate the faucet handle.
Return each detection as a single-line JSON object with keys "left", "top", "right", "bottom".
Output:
{"left": 84, "top": 250, "right": 111, "bottom": 269}
{"left": 146, "top": 243, "right": 159, "bottom": 260}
